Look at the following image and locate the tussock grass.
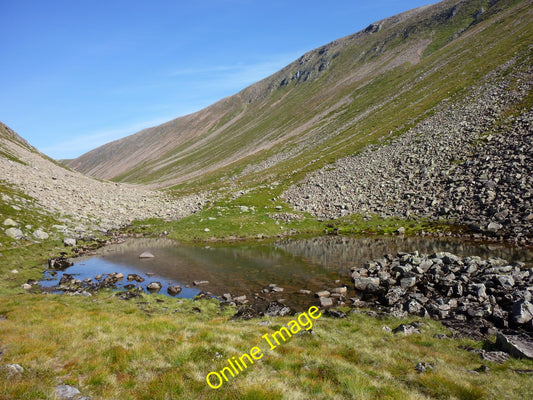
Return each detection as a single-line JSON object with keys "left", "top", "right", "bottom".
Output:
{"left": 1, "top": 289, "right": 532, "bottom": 399}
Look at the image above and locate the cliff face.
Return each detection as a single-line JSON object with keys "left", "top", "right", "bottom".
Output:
{"left": 67, "top": 0, "right": 533, "bottom": 191}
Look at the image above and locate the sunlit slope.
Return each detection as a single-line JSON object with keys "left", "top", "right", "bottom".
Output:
{"left": 68, "top": 0, "right": 533, "bottom": 190}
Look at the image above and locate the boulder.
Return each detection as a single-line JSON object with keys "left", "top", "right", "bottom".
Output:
{"left": 147, "top": 282, "right": 162, "bottom": 292}
{"left": 63, "top": 238, "right": 77, "bottom": 247}
{"left": 400, "top": 276, "right": 417, "bottom": 289}
{"left": 392, "top": 323, "right": 421, "bottom": 335}
{"left": 127, "top": 274, "right": 145, "bottom": 282}
{"left": 32, "top": 229, "right": 49, "bottom": 240}
{"left": 496, "top": 332, "right": 533, "bottom": 359}
{"left": 3, "top": 218, "right": 18, "bottom": 226}
{"left": 233, "top": 295, "right": 247, "bottom": 303}
{"left": 167, "top": 285, "right": 182, "bottom": 296}
{"left": 511, "top": 300, "right": 533, "bottom": 325}
{"left": 331, "top": 287, "right": 347, "bottom": 294}
{"left": 5, "top": 228, "right": 23, "bottom": 239}
{"left": 55, "top": 384, "right": 86, "bottom": 400}
{"left": 353, "top": 276, "right": 380, "bottom": 292}
{"left": 319, "top": 297, "right": 334, "bottom": 308}
{"left": 48, "top": 256, "right": 73, "bottom": 270}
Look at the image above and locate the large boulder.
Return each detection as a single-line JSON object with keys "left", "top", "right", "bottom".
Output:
{"left": 496, "top": 333, "right": 533, "bottom": 359}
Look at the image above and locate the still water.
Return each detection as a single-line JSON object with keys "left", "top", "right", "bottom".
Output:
{"left": 40, "top": 236, "right": 533, "bottom": 310}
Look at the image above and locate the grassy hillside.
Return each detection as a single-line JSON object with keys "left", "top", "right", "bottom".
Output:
{"left": 68, "top": 0, "right": 532, "bottom": 196}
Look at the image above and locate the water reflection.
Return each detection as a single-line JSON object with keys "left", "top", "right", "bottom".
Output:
{"left": 275, "top": 236, "right": 533, "bottom": 276}
{"left": 40, "top": 236, "right": 532, "bottom": 311}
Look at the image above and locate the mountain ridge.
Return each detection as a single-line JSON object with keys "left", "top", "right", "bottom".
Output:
{"left": 66, "top": 0, "right": 516, "bottom": 189}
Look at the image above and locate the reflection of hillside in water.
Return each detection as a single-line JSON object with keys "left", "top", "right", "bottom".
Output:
{"left": 88, "top": 238, "right": 341, "bottom": 307}
{"left": 275, "top": 236, "right": 533, "bottom": 275}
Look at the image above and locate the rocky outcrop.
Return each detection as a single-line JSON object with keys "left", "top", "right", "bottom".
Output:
{"left": 348, "top": 251, "right": 533, "bottom": 335}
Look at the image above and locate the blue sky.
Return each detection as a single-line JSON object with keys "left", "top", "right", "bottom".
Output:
{"left": 0, "top": 0, "right": 435, "bottom": 159}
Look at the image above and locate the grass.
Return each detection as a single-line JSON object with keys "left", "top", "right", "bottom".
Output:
{"left": 1, "top": 291, "right": 532, "bottom": 399}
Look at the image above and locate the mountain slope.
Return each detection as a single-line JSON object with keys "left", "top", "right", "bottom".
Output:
{"left": 68, "top": 0, "right": 533, "bottom": 193}
{"left": 0, "top": 122, "right": 206, "bottom": 240}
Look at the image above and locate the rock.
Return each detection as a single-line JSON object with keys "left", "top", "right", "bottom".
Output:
{"left": 139, "top": 251, "right": 155, "bottom": 259}
{"left": 496, "top": 332, "right": 533, "bottom": 359}
{"left": 21, "top": 283, "right": 32, "bottom": 290}
{"left": 405, "top": 299, "right": 427, "bottom": 317}
{"left": 385, "top": 286, "right": 406, "bottom": 305}
{"left": 319, "top": 297, "right": 334, "bottom": 307}
{"left": 270, "top": 286, "right": 284, "bottom": 293}
{"left": 127, "top": 274, "right": 144, "bottom": 282}
{"left": 511, "top": 300, "right": 533, "bottom": 325}
{"left": 1, "top": 363, "right": 23, "bottom": 376}
{"left": 331, "top": 287, "right": 347, "bottom": 294}
{"left": 392, "top": 323, "right": 421, "bottom": 335}
{"left": 63, "top": 238, "right": 77, "bottom": 247}
{"left": 5, "top": 227, "right": 23, "bottom": 239}
{"left": 353, "top": 276, "right": 380, "bottom": 292}
{"left": 48, "top": 256, "right": 73, "bottom": 270}
{"left": 400, "top": 276, "right": 416, "bottom": 289}
{"left": 3, "top": 218, "right": 18, "bottom": 226}
{"left": 193, "top": 280, "right": 209, "bottom": 286}
{"left": 487, "top": 222, "right": 502, "bottom": 233}
{"left": 325, "top": 310, "right": 347, "bottom": 318}
{"left": 298, "top": 289, "right": 312, "bottom": 295}
{"left": 315, "top": 290, "right": 331, "bottom": 298}
{"left": 147, "top": 282, "right": 162, "bottom": 292}
{"left": 222, "top": 293, "right": 232, "bottom": 301}
{"left": 495, "top": 275, "right": 514, "bottom": 289}
{"left": 55, "top": 384, "right": 84, "bottom": 400}
{"left": 233, "top": 295, "right": 247, "bottom": 303}
{"left": 264, "top": 301, "right": 291, "bottom": 317}
{"left": 481, "top": 351, "right": 510, "bottom": 364}
{"left": 167, "top": 285, "right": 182, "bottom": 296}
{"left": 396, "top": 227, "right": 406, "bottom": 235}
{"left": 231, "top": 306, "right": 259, "bottom": 320}
{"left": 32, "top": 229, "right": 49, "bottom": 240}
{"left": 415, "top": 362, "right": 435, "bottom": 373}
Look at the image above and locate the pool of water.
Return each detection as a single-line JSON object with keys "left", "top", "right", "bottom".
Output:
{"left": 40, "top": 236, "right": 533, "bottom": 311}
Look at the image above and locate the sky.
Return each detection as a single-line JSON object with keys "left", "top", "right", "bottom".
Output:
{"left": 0, "top": 0, "right": 435, "bottom": 159}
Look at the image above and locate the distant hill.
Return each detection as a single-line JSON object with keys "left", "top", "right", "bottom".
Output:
{"left": 67, "top": 0, "right": 533, "bottom": 192}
